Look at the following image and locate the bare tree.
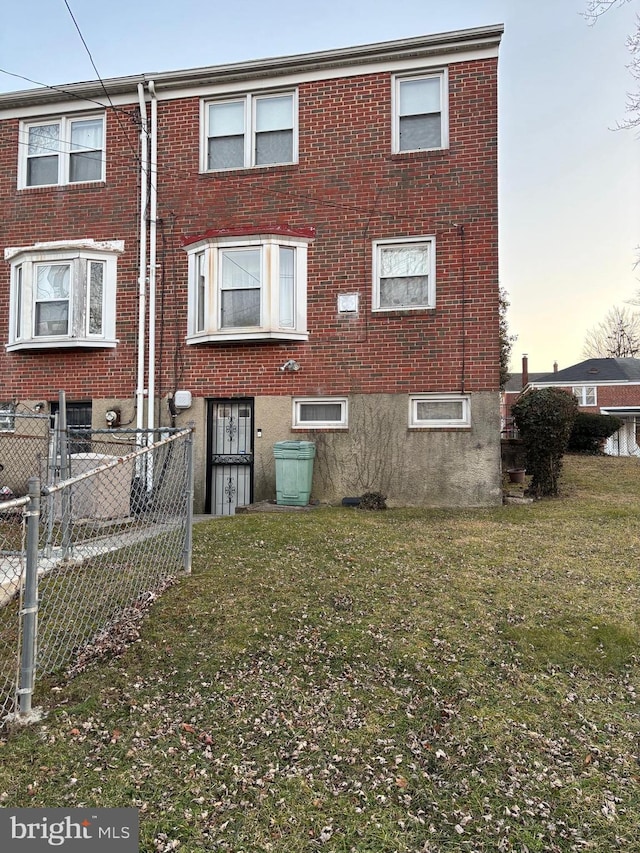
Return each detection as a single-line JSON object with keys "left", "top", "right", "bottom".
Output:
{"left": 583, "top": 305, "right": 640, "bottom": 357}
{"left": 584, "top": 0, "right": 640, "bottom": 128}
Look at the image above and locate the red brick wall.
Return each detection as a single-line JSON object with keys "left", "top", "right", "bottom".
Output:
{"left": 0, "top": 57, "right": 499, "bottom": 402}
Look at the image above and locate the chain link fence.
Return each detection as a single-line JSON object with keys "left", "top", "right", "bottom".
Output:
{"left": 0, "top": 411, "right": 50, "bottom": 500}
{"left": 0, "top": 495, "right": 29, "bottom": 719}
{"left": 0, "top": 427, "right": 193, "bottom": 724}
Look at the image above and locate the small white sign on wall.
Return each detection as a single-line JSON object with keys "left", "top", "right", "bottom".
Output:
{"left": 337, "top": 292, "right": 359, "bottom": 313}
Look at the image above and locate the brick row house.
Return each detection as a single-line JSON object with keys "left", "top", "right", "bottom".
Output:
{"left": 0, "top": 25, "right": 504, "bottom": 514}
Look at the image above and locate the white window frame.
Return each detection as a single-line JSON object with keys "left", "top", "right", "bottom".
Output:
{"left": 372, "top": 236, "right": 436, "bottom": 312}
{"left": 572, "top": 385, "right": 597, "bottom": 406}
{"left": 4, "top": 240, "right": 123, "bottom": 351}
{"left": 293, "top": 398, "right": 349, "bottom": 429}
{"left": 202, "top": 91, "right": 297, "bottom": 171}
{"left": 18, "top": 113, "right": 106, "bottom": 189}
{"left": 185, "top": 233, "right": 310, "bottom": 343}
{"left": 409, "top": 394, "right": 471, "bottom": 429}
{"left": 0, "top": 402, "right": 16, "bottom": 433}
{"left": 392, "top": 70, "right": 448, "bottom": 154}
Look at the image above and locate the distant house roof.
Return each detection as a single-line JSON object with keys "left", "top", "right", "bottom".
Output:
{"left": 503, "top": 372, "right": 548, "bottom": 393}
{"left": 530, "top": 358, "right": 640, "bottom": 385}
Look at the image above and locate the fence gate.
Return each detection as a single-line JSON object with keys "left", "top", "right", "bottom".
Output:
{"left": 206, "top": 399, "right": 254, "bottom": 515}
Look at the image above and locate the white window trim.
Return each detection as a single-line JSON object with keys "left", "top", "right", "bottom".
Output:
{"left": 185, "top": 233, "right": 310, "bottom": 343}
{"left": 572, "top": 385, "right": 597, "bottom": 406}
{"left": 392, "top": 70, "right": 448, "bottom": 154}
{"left": 293, "top": 397, "right": 349, "bottom": 429}
{"left": 4, "top": 239, "right": 123, "bottom": 351}
{"left": 409, "top": 393, "right": 471, "bottom": 429}
{"left": 18, "top": 113, "right": 106, "bottom": 189}
{"left": 0, "top": 402, "right": 16, "bottom": 433}
{"left": 372, "top": 236, "right": 436, "bottom": 312}
{"left": 201, "top": 90, "right": 298, "bottom": 172}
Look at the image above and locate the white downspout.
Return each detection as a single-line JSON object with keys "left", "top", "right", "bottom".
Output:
{"left": 136, "top": 82, "right": 149, "bottom": 442}
{"left": 147, "top": 80, "right": 158, "bottom": 444}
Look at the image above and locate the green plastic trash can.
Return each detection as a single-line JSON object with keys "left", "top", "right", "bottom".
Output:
{"left": 273, "top": 440, "right": 316, "bottom": 506}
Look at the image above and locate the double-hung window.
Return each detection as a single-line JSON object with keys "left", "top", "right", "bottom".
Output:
{"left": 373, "top": 237, "right": 435, "bottom": 311}
{"left": 19, "top": 114, "right": 105, "bottom": 188}
{"left": 204, "top": 92, "right": 296, "bottom": 170}
{"left": 293, "top": 398, "right": 348, "bottom": 429}
{"left": 185, "top": 228, "right": 312, "bottom": 343}
{"left": 409, "top": 394, "right": 470, "bottom": 428}
{"left": 393, "top": 72, "right": 447, "bottom": 152}
{"left": 572, "top": 385, "right": 597, "bottom": 406}
{"left": 5, "top": 239, "right": 123, "bottom": 350}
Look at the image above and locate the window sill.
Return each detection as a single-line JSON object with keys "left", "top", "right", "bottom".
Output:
{"left": 389, "top": 148, "right": 448, "bottom": 161}
{"left": 7, "top": 338, "right": 118, "bottom": 352}
{"left": 187, "top": 329, "right": 309, "bottom": 344}
{"left": 17, "top": 181, "right": 107, "bottom": 192}
{"left": 408, "top": 425, "right": 471, "bottom": 431}
{"left": 372, "top": 306, "right": 436, "bottom": 314}
{"left": 199, "top": 163, "right": 298, "bottom": 178}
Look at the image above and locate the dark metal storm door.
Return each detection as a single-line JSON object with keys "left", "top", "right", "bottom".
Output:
{"left": 207, "top": 398, "right": 254, "bottom": 515}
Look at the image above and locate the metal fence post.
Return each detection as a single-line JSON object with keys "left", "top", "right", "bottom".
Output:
{"left": 19, "top": 476, "right": 40, "bottom": 716}
{"left": 183, "top": 427, "right": 194, "bottom": 574}
{"left": 58, "top": 390, "right": 72, "bottom": 559}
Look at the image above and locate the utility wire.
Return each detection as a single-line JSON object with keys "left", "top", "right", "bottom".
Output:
{"left": 0, "top": 67, "right": 135, "bottom": 118}
{"left": 61, "top": 0, "right": 139, "bottom": 157}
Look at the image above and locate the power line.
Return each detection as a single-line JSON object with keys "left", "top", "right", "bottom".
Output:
{"left": 61, "top": 0, "right": 139, "bottom": 158}
{"left": 0, "top": 67, "right": 135, "bottom": 117}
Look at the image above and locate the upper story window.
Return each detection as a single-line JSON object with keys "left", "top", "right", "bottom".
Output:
{"left": 203, "top": 92, "right": 296, "bottom": 171}
{"left": 4, "top": 239, "right": 123, "bottom": 351}
{"left": 372, "top": 237, "right": 436, "bottom": 312}
{"left": 393, "top": 72, "right": 447, "bottom": 153}
{"left": 572, "top": 385, "right": 597, "bottom": 406}
{"left": 409, "top": 394, "right": 470, "bottom": 429}
{"left": 19, "top": 114, "right": 105, "bottom": 188}
{"left": 184, "top": 227, "right": 313, "bottom": 343}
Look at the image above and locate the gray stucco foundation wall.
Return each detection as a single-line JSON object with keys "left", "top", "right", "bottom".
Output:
{"left": 91, "top": 392, "right": 501, "bottom": 512}
{"left": 253, "top": 392, "right": 503, "bottom": 508}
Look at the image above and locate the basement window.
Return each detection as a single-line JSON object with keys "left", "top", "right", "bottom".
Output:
{"left": 0, "top": 402, "right": 16, "bottom": 432}
{"left": 293, "top": 398, "right": 348, "bottom": 429}
{"left": 409, "top": 394, "right": 470, "bottom": 428}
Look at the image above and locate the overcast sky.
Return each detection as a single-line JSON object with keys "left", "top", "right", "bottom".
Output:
{"left": 1, "top": 0, "right": 638, "bottom": 373}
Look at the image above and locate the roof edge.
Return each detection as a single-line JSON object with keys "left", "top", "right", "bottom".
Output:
{"left": 0, "top": 25, "right": 503, "bottom": 110}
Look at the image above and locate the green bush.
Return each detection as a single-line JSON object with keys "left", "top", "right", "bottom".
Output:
{"left": 512, "top": 388, "right": 578, "bottom": 497}
{"left": 568, "top": 412, "right": 624, "bottom": 455}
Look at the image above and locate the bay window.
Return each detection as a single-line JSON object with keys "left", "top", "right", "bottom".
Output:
{"left": 185, "top": 229, "right": 312, "bottom": 343}
{"left": 5, "top": 239, "right": 123, "bottom": 350}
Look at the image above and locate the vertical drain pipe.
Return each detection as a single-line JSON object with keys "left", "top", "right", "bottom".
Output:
{"left": 136, "top": 83, "right": 149, "bottom": 444}
{"left": 147, "top": 80, "right": 158, "bottom": 450}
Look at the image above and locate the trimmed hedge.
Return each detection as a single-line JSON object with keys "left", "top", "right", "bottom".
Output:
{"left": 512, "top": 388, "right": 578, "bottom": 497}
{"left": 568, "top": 412, "right": 624, "bottom": 455}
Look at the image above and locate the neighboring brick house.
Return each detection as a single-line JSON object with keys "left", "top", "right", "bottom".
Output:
{"left": 500, "top": 354, "right": 549, "bottom": 437}
{"left": 0, "top": 25, "right": 504, "bottom": 514}
{"left": 527, "top": 358, "right": 640, "bottom": 456}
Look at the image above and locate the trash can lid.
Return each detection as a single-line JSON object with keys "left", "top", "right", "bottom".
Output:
{"left": 273, "top": 440, "right": 316, "bottom": 449}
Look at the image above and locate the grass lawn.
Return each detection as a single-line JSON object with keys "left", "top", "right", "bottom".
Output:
{"left": 0, "top": 454, "right": 639, "bottom": 852}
